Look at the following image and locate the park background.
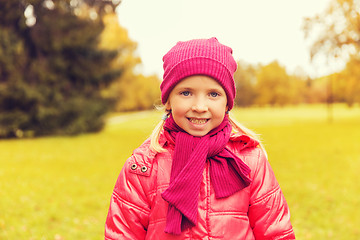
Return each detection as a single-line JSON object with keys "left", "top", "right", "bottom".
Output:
{"left": 1, "top": 0, "right": 360, "bottom": 239}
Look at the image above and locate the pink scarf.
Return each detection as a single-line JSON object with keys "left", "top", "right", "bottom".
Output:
{"left": 161, "top": 114, "right": 252, "bottom": 235}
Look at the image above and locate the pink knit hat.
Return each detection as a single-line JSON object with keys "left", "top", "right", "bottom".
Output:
{"left": 160, "top": 37, "right": 238, "bottom": 110}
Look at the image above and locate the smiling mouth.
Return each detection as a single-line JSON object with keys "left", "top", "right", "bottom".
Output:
{"left": 188, "top": 118, "right": 209, "bottom": 124}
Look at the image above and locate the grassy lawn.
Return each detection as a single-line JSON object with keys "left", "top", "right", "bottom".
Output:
{"left": 0, "top": 104, "right": 359, "bottom": 239}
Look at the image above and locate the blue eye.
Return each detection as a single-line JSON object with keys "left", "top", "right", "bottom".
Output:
{"left": 181, "top": 91, "right": 190, "bottom": 96}
{"left": 210, "top": 92, "right": 219, "bottom": 97}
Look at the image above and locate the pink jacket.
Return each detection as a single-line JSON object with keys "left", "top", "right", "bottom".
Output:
{"left": 105, "top": 132, "right": 295, "bottom": 239}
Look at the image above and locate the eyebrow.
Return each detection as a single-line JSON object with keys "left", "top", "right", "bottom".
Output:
{"left": 208, "top": 88, "right": 224, "bottom": 92}
{"left": 175, "top": 86, "right": 224, "bottom": 91}
{"left": 174, "top": 87, "right": 194, "bottom": 92}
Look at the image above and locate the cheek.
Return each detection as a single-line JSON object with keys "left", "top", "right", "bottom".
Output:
{"left": 171, "top": 105, "right": 187, "bottom": 117}
{"left": 168, "top": 97, "right": 189, "bottom": 113}
{"left": 216, "top": 111, "right": 226, "bottom": 122}
{"left": 215, "top": 101, "right": 227, "bottom": 114}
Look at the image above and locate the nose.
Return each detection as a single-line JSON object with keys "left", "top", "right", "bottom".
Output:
{"left": 191, "top": 97, "right": 208, "bottom": 112}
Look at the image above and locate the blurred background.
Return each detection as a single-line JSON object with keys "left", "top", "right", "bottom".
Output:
{"left": 0, "top": 0, "right": 359, "bottom": 239}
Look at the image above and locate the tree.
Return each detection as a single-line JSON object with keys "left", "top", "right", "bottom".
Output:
{"left": 255, "top": 61, "right": 294, "bottom": 106}
{"left": 303, "top": 0, "right": 360, "bottom": 107}
{"left": 0, "top": 0, "right": 121, "bottom": 138}
{"left": 303, "top": 0, "right": 360, "bottom": 62}
{"left": 333, "top": 56, "right": 360, "bottom": 106}
{"left": 290, "top": 67, "right": 311, "bottom": 104}
{"left": 99, "top": 13, "right": 161, "bottom": 112}
{"left": 233, "top": 61, "right": 257, "bottom": 107}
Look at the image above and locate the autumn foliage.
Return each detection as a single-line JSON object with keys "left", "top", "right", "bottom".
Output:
{"left": 234, "top": 60, "right": 322, "bottom": 107}
{"left": 303, "top": 0, "right": 360, "bottom": 107}
{"left": 236, "top": 0, "right": 360, "bottom": 108}
{"left": 0, "top": 0, "right": 359, "bottom": 138}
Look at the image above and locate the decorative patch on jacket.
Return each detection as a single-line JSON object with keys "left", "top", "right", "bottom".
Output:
{"left": 128, "top": 161, "right": 152, "bottom": 177}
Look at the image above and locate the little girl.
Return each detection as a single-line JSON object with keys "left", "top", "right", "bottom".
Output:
{"left": 105, "top": 38, "right": 295, "bottom": 239}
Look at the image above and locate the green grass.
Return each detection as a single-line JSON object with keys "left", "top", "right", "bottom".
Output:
{"left": 232, "top": 104, "right": 360, "bottom": 239}
{"left": 0, "top": 105, "right": 359, "bottom": 239}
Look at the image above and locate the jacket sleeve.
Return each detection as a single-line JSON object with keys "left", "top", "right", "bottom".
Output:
{"left": 248, "top": 148, "right": 295, "bottom": 240}
{"left": 105, "top": 156, "right": 150, "bottom": 240}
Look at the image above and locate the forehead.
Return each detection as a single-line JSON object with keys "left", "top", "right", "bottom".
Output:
{"left": 174, "top": 75, "right": 225, "bottom": 90}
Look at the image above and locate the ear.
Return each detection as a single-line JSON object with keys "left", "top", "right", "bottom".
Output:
{"left": 165, "top": 101, "right": 171, "bottom": 111}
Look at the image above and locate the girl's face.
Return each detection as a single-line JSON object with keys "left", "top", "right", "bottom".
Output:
{"left": 165, "top": 75, "right": 228, "bottom": 137}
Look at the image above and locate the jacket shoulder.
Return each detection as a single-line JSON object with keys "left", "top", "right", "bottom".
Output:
{"left": 227, "top": 133, "right": 262, "bottom": 165}
{"left": 124, "top": 134, "right": 171, "bottom": 178}
{"left": 111, "top": 138, "right": 160, "bottom": 208}
{"left": 126, "top": 138, "right": 157, "bottom": 177}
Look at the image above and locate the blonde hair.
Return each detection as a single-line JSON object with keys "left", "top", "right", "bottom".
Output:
{"left": 150, "top": 111, "right": 266, "bottom": 156}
